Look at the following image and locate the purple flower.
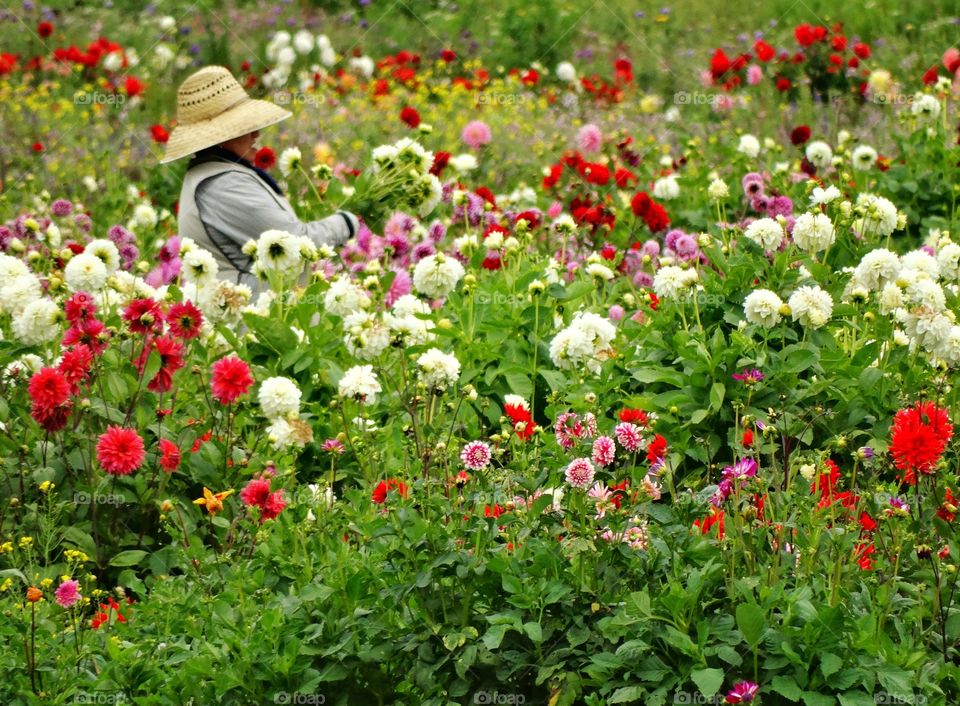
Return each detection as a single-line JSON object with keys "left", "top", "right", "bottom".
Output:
{"left": 427, "top": 220, "right": 446, "bottom": 243}
{"left": 50, "top": 199, "right": 73, "bottom": 217}
{"left": 769, "top": 195, "right": 794, "bottom": 217}
{"left": 664, "top": 228, "right": 684, "bottom": 252}
{"left": 741, "top": 172, "right": 765, "bottom": 197}
{"left": 722, "top": 458, "right": 758, "bottom": 482}
{"left": 732, "top": 369, "right": 764, "bottom": 384}
{"left": 673, "top": 234, "right": 699, "bottom": 261}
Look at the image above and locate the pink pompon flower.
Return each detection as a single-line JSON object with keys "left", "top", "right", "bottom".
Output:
{"left": 726, "top": 681, "right": 759, "bottom": 703}
{"left": 614, "top": 422, "right": 644, "bottom": 452}
{"left": 461, "top": 120, "right": 492, "bottom": 149}
{"left": 241, "top": 478, "right": 271, "bottom": 508}
{"left": 547, "top": 201, "right": 564, "bottom": 219}
{"left": 461, "top": 441, "right": 492, "bottom": 471}
{"left": 608, "top": 304, "right": 625, "bottom": 321}
{"left": 565, "top": 457, "right": 595, "bottom": 489}
{"left": 592, "top": 436, "right": 616, "bottom": 466}
{"left": 55, "top": 579, "right": 81, "bottom": 608}
{"left": 577, "top": 123, "right": 603, "bottom": 153}
{"left": 210, "top": 356, "right": 254, "bottom": 405}
{"left": 96, "top": 426, "right": 145, "bottom": 476}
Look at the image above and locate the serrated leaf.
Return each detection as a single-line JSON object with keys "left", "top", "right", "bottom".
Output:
{"left": 736, "top": 603, "right": 766, "bottom": 648}
{"left": 771, "top": 675, "right": 802, "bottom": 701}
{"left": 820, "top": 653, "right": 842, "bottom": 678}
{"left": 609, "top": 687, "right": 646, "bottom": 703}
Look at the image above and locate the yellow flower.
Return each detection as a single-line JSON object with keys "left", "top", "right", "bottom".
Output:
{"left": 193, "top": 487, "right": 234, "bottom": 517}
{"left": 40, "top": 578, "right": 53, "bottom": 589}
{"left": 19, "top": 536, "right": 33, "bottom": 549}
{"left": 0, "top": 542, "right": 12, "bottom": 554}
{"left": 38, "top": 480, "right": 55, "bottom": 493}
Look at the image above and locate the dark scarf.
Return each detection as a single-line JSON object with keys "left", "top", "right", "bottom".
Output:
{"left": 188, "top": 145, "right": 284, "bottom": 196}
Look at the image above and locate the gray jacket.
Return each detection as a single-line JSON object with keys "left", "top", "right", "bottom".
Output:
{"left": 176, "top": 159, "right": 356, "bottom": 289}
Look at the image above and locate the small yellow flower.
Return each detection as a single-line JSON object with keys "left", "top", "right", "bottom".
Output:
{"left": 0, "top": 541, "right": 12, "bottom": 554}
{"left": 193, "top": 487, "right": 234, "bottom": 517}
{"left": 40, "top": 578, "right": 53, "bottom": 589}
{"left": 19, "top": 536, "right": 33, "bottom": 549}
{"left": 38, "top": 480, "right": 55, "bottom": 494}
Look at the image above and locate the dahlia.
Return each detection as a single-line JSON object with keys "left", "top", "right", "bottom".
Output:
{"left": 159, "top": 439, "right": 180, "bottom": 473}
{"left": 372, "top": 478, "right": 409, "bottom": 504}
{"left": 577, "top": 123, "right": 603, "bottom": 153}
{"left": 337, "top": 365, "right": 382, "bottom": 404}
{"left": 96, "top": 426, "right": 146, "bottom": 476}
{"left": 890, "top": 401, "right": 953, "bottom": 483}
{"left": 646, "top": 434, "right": 668, "bottom": 464}
{"left": 743, "top": 289, "right": 784, "bottom": 328}
{"left": 137, "top": 335, "right": 185, "bottom": 393}
{"left": 804, "top": 141, "right": 833, "bottom": 170}
{"left": 123, "top": 298, "right": 164, "bottom": 335}
{"left": 54, "top": 579, "right": 81, "bottom": 609}
{"left": 58, "top": 344, "right": 93, "bottom": 393}
{"left": 13, "top": 299, "right": 62, "bottom": 346}
{"left": 417, "top": 348, "right": 460, "bottom": 390}
{"left": 61, "top": 318, "right": 109, "bottom": 356}
{"left": 412, "top": 253, "right": 465, "bottom": 299}
{"left": 64, "top": 291, "right": 97, "bottom": 324}
{"left": 258, "top": 376, "right": 302, "bottom": 419}
{"left": 28, "top": 367, "right": 71, "bottom": 410}
{"left": 614, "top": 422, "right": 644, "bottom": 452}
{"left": 240, "top": 477, "right": 272, "bottom": 508}
{"left": 460, "top": 441, "right": 492, "bottom": 470}
{"left": 504, "top": 395, "right": 534, "bottom": 441}
{"left": 324, "top": 275, "right": 371, "bottom": 316}
{"left": 592, "top": 436, "right": 616, "bottom": 466}
{"left": 791, "top": 212, "right": 835, "bottom": 254}
{"left": 565, "top": 458, "right": 596, "bottom": 489}
{"left": 210, "top": 356, "right": 254, "bottom": 404}
{"left": 461, "top": 120, "right": 492, "bottom": 149}
{"left": 744, "top": 217, "right": 784, "bottom": 251}
{"left": 166, "top": 301, "right": 204, "bottom": 340}
{"left": 788, "top": 285, "right": 833, "bottom": 329}
{"left": 260, "top": 490, "right": 287, "bottom": 521}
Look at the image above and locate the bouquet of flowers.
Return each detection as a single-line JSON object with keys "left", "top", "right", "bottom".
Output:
{"left": 285, "top": 138, "right": 443, "bottom": 234}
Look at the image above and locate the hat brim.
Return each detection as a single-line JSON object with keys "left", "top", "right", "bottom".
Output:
{"left": 159, "top": 98, "right": 292, "bottom": 164}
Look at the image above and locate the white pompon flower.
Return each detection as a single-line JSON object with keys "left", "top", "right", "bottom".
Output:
{"left": 850, "top": 145, "right": 878, "bottom": 171}
{"left": 652, "top": 175, "right": 680, "bottom": 200}
{"left": 63, "top": 254, "right": 108, "bottom": 293}
{"left": 791, "top": 212, "right": 836, "bottom": 254}
{"left": 84, "top": 239, "right": 121, "bottom": 274}
{"left": 937, "top": 242, "right": 960, "bottom": 281}
{"left": 744, "top": 217, "right": 785, "bottom": 251}
{"left": 911, "top": 92, "right": 941, "bottom": 122}
{"left": 854, "top": 248, "right": 900, "bottom": 290}
{"left": 255, "top": 229, "right": 303, "bottom": 279}
{"left": 412, "top": 253, "right": 465, "bottom": 299}
{"left": 737, "top": 135, "right": 760, "bottom": 158}
{"left": 338, "top": 364, "right": 382, "bottom": 404}
{"left": 181, "top": 249, "right": 219, "bottom": 288}
{"left": 854, "top": 193, "right": 899, "bottom": 237}
{"left": 343, "top": 311, "right": 391, "bottom": 360}
{"left": 258, "top": 376, "right": 302, "bottom": 420}
{"left": 743, "top": 289, "right": 784, "bottom": 328}
{"left": 804, "top": 141, "right": 833, "bottom": 170}
{"left": 653, "top": 265, "right": 698, "bottom": 299}
{"left": 324, "top": 275, "right": 371, "bottom": 316}
{"left": 556, "top": 61, "right": 577, "bottom": 82}
{"left": 12, "top": 298, "right": 61, "bottom": 345}
{"left": 788, "top": 285, "right": 833, "bottom": 329}
{"left": 417, "top": 348, "right": 461, "bottom": 390}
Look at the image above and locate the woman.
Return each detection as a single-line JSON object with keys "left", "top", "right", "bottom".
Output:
{"left": 161, "top": 65, "right": 357, "bottom": 289}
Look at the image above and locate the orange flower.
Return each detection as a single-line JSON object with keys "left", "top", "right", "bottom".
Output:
{"left": 26, "top": 586, "right": 43, "bottom": 603}
{"left": 193, "top": 487, "right": 234, "bottom": 516}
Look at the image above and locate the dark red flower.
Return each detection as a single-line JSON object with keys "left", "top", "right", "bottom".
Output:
{"left": 790, "top": 125, "right": 811, "bottom": 145}
{"left": 430, "top": 150, "right": 451, "bottom": 176}
{"left": 166, "top": 301, "right": 203, "bottom": 340}
{"left": 241, "top": 477, "right": 271, "bottom": 508}
{"left": 923, "top": 66, "right": 940, "bottom": 86}
{"left": 254, "top": 146, "right": 276, "bottom": 170}
{"left": 37, "top": 21, "right": 54, "bottom": 38}
{"left": 32, "top": 142, "right": 44, "bottom": 153}
{"left": 753, "top": 39, "right": 775, "bottom": 62}
{"left": 28, "top": 368, "right": 71, "bottom": 431}
{"left": 440, "top": 49, "right": 457, "bottom": 63}
{"left": 853, "top": 42, "right": 871, "bottom": 59}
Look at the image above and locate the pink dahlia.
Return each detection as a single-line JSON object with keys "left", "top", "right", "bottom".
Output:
{"left": 614, "top": 422, "right": 644, "bottom": 452}
{"left": 577, "top": 123, "right": 603, "bottom": 153}
{"left": 592, "top": 436, "right": 616, "bottom": 466}
{"left": 461, "top": 120, "right": 492, "bottom": 149}
{"left": 55, "top": 579, "right": 81, "bottom": 608}
{"left": 240, "top": 478, "right": 271, "bottom": 508}
{"left": 565, "top": 457, "right": 595, "bottom": 489}
{"left": 96, "top": 426, "right": 145, "bottom": 476}
{"left": 460, "top": 441, "right": 492, "bottom": 471}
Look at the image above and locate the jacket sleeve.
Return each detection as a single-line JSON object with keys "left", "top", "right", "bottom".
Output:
{"left": 194, "top": 171, "right": 358, "bottom": 250}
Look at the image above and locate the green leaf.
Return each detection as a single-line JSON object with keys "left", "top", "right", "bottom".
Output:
{"left": 820, "top": 653, "right": 842, "bottom": 678}
{"left": 609, "top": 687, "right": 646, "bottom": 703}
{"left": 708, "top": 382, "right": 725, "bottom": 412}
{"left": 838, "top": 692, "right": 877, "bottom": 706}
{"left": 523, "top": 621, "right": 543, "bottom": 643}
{"left": 109, "top": 550, "right": 147, "bottom": 567}
{"left": 802, "top": 693, "right": 835, "bottom": 706}
{"left": 502, "top": 574, "right": 523, "bottom": 594}
{"left": 736, "top": 603, "right": 766, "bottom": 648}
{"left": 690, "top": 668, "right": 724, "bottom": 696}
{"left": 771, "top": 675, "right": 802, "bottom": 701}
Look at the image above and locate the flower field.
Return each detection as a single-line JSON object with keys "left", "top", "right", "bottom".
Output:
{"left": 4, "top": 1, "right": 960, "bottom": 704}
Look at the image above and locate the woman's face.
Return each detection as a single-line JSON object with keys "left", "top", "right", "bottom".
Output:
{"left": 219, "top": 130, "right": 260, "bottom": 161}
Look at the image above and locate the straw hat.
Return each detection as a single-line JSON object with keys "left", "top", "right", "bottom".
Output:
{"left": 160, "top": 66, "right": 292, "bottom": 164}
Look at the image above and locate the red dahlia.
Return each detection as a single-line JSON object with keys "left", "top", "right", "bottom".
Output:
{"left": 210, "top": 356, "right": 254, "bottom": 405}
{"left": 58, "top": 344, "right": 93, "bottom": 394}
{"left": 372, "top": 478, "right": 409, "bottom": 504}
{"left": 890, "top": 401, "right": 953, "bottom": 484}
{"left": 166, "top": 301, "right": 203, "bottom": 340}
{"left": 254, "top": 146, "right": 276, "bottom": 170}
{"left": 28, "top": 367, "right": 71, "bottom": 410}
{"left": 96, "top": 426, "right": 145, "bottom": 475}
{"left": 122, "top": 298, "right": 163, "bottom": 335}
{"left": 400, "top": 106, "right": 421, "bottom": 128}
{"left": 158, "top": 439, "right": 180, "bottom": 473}
{"left": 137, "top": 335, "right": 185, "bottom": 393}
{"left": 64, "top": 291, "right": 97, "bottom": 325}
{"left": 646, "top": 434, "right": 667, "bottom": 463}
